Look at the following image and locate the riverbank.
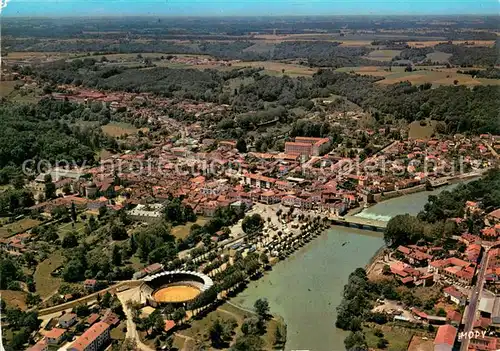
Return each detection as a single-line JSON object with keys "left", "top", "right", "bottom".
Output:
{"left": 169, "top": 301, "right": 287, "bottom": 351}
{"left": 234, "top": 226, "right": 384, "bottom": 351}
{"left": 234, "top": 178, "right": 480, "bottom": 351}
{"left": 365, "top": 245, "right": 387, "bottom": 278}
{"left": 356, "top": 172, "right": 484, "bottom": 206}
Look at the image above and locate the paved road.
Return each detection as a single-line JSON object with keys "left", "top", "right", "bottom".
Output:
{"left": 117, "top": 288, "right": 155, "bottom": 351}
{"left": 460, "top": 247, "right": 490, "bottom": 351}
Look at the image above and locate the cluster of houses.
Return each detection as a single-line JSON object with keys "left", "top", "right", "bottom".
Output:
{"left": 383, "top": 199, "right": 500, "bottom": 351}
{"left": 26, "top": 129, "right": 499, "bottom": 227}
{"left": 50, "top": 86, "right": 231, "bottom": 121}
{"left": 27, "top": 308, "right": 120, "bottom": 351}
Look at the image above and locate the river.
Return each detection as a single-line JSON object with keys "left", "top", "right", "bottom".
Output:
{"left": 232, "top": 183, "right": 466, "bottom": 351}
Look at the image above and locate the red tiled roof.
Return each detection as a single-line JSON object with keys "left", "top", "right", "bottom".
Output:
{"left": 488, "top": 208, "right": 500, "bottom": 219}
{"left": 397, "top": 245, "right": 411, "bottom": 255}
{"left": 434, "top": 324, "right": 457, "bottom": 346}
{"left": 446, "top": 310, "right": 462, "bottom": 323}
{"left": 45, "top": 327, "right": 66, "bottom": 339}
{"left": 470, "top": 336, "right": 498, "bottom": 350}
{"left": 26, "top": 341, "right": 47, "bottom": 351}
{"left": 411, "top": 308, "right": 428, "bottom": 319}
{"left": 86, "top": 313, "right": 100, "bottom": 325}
{"left": 443, "top": 286, "right": 463, "bottom": 300}
{"left": 164, "top": 320, "right": 176, "bottom": 332}
{"left": 69, "top": 322, "right": 110, "bottom": 351}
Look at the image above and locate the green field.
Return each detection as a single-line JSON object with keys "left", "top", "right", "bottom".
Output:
{"left": 243, "top": 42, "right": 276, "bottom": 53}
{"left": 58, "top": 220, "right": 86, "bottom": 235}
{"left": 425, "top": 51, "right": 452, "bottom": 63}
{"left": 171, "top": 217, "right": 209, "bottom": 240}
{"left": 10, "top": 92, "right": 41, "bottom": 104}
{"left": 226, "top": 76, "right": 255, "bottom": 93}
{"left": 232, "top": 61, "right": 317, "bottom": 77}
{"left": 336, "top": 65, "right": 500, "bottom": 87}
{"left": 408, "top": 120, "right": 438, "bottom": 140}
{"left": 364, "top": 325, "right": 413, "bottom": 351}
{"left": 365, "top": 50, "right": 402, "bottom": 62}
{"left": 34, "top": 251, "right": 65, "bottom": 298}
{"left": 0, "top": 218, "right": 42, "bottom": 238}
{"left": 0, "top": 81, "right": 19, "bottom": 98}
{"left": 101, "top": 121, "right": 141, "bottom": 137}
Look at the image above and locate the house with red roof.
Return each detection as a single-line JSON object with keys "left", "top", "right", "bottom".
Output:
{"left": 433, "top": 324, "right": 457, "bottom": 351}
{"left": 86, "top": 313, "right": 100, "bottom": 326}
{"left": 443, "top": 286, "right": 467, "bottom": 306}
{"left": 164, "top": 320, "right": 176, "bottom": 333}
{"left": 396, "top": 245, "right": 433, "bottom": 266}
{"left": 469, "top": 336, "right": 499, "bottom": 350}
{"left": 101, "top": 310, "right": 120, "bottom": 327}
{"left": 486, "top": 209, "right": 500, "bottom": 225}
{"left": 44, "top": 328, "right": 66, "bottom": 344}
{"left": 67, "top": 321, "right": 111, "bottom": 351}
{"left": 410, "top": 308, "right": 428, "bottom": 320}
{"left": 26, "top": 340, "right": 48, "bottom": 351}
{"left": 446, "top": 310, "right": 462, "bottom": 326}
{"left": 84, "top": 279, "right": 97, "bottom": 291}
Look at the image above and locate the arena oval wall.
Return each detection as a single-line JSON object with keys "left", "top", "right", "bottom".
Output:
{"left": 141, "top": 270, "right": 214, "bottom": 307}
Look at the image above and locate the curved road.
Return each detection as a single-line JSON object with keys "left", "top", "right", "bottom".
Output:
{"left": 117, "top": 288, "right": 155, "bottom": 351}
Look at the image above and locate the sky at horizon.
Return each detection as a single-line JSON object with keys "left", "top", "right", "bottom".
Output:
{"left": 1, "top": 0, "right": 498, "bottom": 17}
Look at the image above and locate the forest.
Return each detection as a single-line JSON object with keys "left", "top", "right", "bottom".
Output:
{"left": 434, "top": 43, "right": 499, "bottom": 67}
{"left": 0, "top": 98, "right": 121, "bottom": 185}
{"left": 2, "top": 16, "right": 499, "bottom": 38}
{"left": 4, "top": 37, "right": 498, "bottom": 67}
{"left": 25, "top": 60, "right": 500, "bottom": 135}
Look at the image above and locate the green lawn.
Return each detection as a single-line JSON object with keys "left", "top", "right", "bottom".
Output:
{"left": 0, "top": 81, "right": 19, "bottom": 98}
{"left": 171, "top": 217, "right": 209, "bottom": 240}
{"left": 58, "top": 220, "right": 86, "bottom": 235}
{"left": 101, "top": 121, "right": 139, "bottom": 137}
{"left": 0, "top": 218, "right": 42, "bottom": 238}
{"left": 34, "top": 251, "right": 65, "bottom": 298}
{"left": 111, "top": 321, "right": 127, "bottom": 341}
{"left": 177, "top": 302, "right": 284, "bottom": 349}
{"left": 364, "top": 325, "right": 413, "bottom": 351}
{"left": 408, "top": 120, "right": 438, "bottom": 140}
{"left": 127, "top": 255, "right": 145, "bottom": 271}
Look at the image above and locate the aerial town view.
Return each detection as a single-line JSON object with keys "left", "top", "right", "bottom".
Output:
{"left": 0, "top": 1, "right": 499, "bottom": 351}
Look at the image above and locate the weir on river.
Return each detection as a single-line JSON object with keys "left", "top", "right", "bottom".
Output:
{"left": 233, "top": 181, "right": 469, "bottom": 351}
{"left": 329, "top": 214, "right": 388, "bottom": 231}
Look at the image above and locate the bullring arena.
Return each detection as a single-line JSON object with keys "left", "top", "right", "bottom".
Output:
{"left": 141, "top": 270, "right": 214, "bottom": 307}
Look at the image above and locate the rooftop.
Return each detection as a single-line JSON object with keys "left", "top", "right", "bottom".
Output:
{"left": 434, "top": 324, "right": 457, "bottom": 346}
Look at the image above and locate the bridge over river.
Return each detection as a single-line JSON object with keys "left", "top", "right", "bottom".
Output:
{"left": 328, "top": 215, "right": 388, "bottom": 232}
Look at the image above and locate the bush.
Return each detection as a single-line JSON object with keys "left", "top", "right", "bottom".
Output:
{"left": 377, "top": 338, "right": 389, "bottom": 349}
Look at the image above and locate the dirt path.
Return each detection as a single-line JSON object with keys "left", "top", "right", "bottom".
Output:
{"left": 225, "top": 300, "right": 257, "bottom": 315}
{"left": 174, "top": 332, "right": 195, "bottom": 351}
{"left": 217, "top": 307, "right": 242, "bottom": 320}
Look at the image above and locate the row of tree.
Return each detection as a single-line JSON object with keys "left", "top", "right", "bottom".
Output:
{"left": 385, "top": 169, "right": 500, "bottom": 247}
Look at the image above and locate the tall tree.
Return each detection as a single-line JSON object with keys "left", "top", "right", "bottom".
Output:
{"left": 254, "top": 298, "right": 270, "bottom": 319}
{"left": 71, "top": 202, "right": 77, "bottom": 222}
